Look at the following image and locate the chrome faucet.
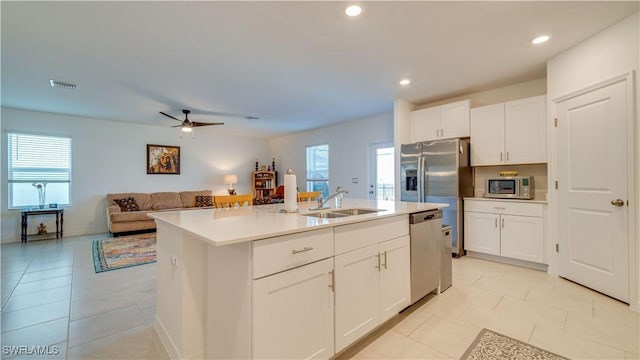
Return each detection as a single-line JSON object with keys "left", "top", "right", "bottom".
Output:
{"left": 312, "top": 186, "right": 349, "bottom": 210}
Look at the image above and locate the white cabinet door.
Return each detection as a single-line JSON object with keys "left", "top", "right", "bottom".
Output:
{"left": 505, "top": 95, "right": 546, "bottom": 164}
{"left": 378, "top": 235, "right": 410, "bottom": 323}
{"left": 334, "top": 244, "right": 380, "bottom": 352}
{"left": 470, "top": 103, "right": 505, "bottom": 166}
{"left": 410, "top": 106, "right": 441, "bottom": 142}
{"left": 253, "top": 258, "right": 334, "bottom": 360}
{"left": 440, "top": 100, "right": 470, "bottom": 139}
{"left": 500, "top": 214, "right": 544, "bottom": 263}
{"left": 464, "top": 211, "right": 500, "bottom": 255}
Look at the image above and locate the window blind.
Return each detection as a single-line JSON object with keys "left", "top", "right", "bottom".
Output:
{"left": 8, "top": 133, "right": 72, "bottom": 183}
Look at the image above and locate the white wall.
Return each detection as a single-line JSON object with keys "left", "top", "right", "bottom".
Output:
{"left": 1, "top": 107, "right": 270, "bottom": 243}
{"left": 547, "top": 12, "right": 639, "bottom": 309}
{"left": 269, "top": 112, "right": 393, "bottom": 200}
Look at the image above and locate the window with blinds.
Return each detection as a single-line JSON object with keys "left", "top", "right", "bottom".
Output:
{"left": 306, "top": 144, "right": 329, "bottom": 198}
{"left": 8, "top": 132, "right": 72, "bottom": 208}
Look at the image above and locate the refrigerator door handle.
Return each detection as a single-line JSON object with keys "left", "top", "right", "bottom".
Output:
{"left": 417, "top": 155, "right": 424, "bottom": 202}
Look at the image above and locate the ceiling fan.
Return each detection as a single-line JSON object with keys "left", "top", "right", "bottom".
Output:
{"left": 159, "top": 109, "right": 224, "bottom": 133}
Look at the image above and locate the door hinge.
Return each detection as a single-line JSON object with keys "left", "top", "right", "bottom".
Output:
{"left": 554, "top": 118, "right": 558, "bottom": 127}
{"left": 555, "top": 243, "right": 559, "bottom": 252}
{"left": 555, "top": 181, "right": 558, "bottom": 190}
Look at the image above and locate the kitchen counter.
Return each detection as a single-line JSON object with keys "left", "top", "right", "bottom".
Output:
{"left": 149, "top": 198, "right": 448, "bottom": 246}
{"left": 150, "top": 198, "right": 448, "bottom": 360}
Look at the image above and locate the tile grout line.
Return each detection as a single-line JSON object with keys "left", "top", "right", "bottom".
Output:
{"left": 1, "top": 256, "right": 35, "bottom": 311}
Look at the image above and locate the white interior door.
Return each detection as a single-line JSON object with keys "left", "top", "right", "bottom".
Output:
{"left": 556, "top": 79, "right": 630, "bottom": 303}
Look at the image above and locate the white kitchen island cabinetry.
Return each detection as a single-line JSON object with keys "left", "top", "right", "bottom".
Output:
{"left": 470, "top": 95, "right": 546, "bottom": 166}
{"left": 464, "top": 198, "right": 546, "bottom": 265}
{"left": 150, "top": 199, "right": 446, "bottom": 360}
{"left": 410, "top": 99, "right": 470, "bottom": 142}
{"left": 333, "top": 216, "right": 410, "bottom": 352}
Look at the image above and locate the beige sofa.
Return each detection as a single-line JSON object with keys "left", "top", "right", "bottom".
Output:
{"left": 106, "top": 190, "right": 213, "bottom": 235}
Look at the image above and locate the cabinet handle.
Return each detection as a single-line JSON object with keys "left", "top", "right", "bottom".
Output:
{"left": 493, "top": 207, "right": 505, "bottom": 210}
{"left": 292, "top": 246, "right": 313, "bottom": 254}
{"left": 501, "top": 218, "right": 504, "bottom": 229}
{"left": 500, "top": 152, "right": 503, "bottom": 162}
{"left": 506, "top": 152, "right": 510, "bottom": 161}
{"left": 375, "top": 253, "right": 381, "bottom": 271}
{"left": 436, "top": 129, "right": 439, "bottom": 137}
{"left": 382, "top": 251, "right": 388, "bottom": 270}
{"left": 328, "top": 270, "right": 335, "bottom": 292}
{"left": 495, "top": 218, "right": 498, "bottom": 228}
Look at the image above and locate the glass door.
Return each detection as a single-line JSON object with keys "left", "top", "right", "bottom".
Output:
{"left": 369, "top": 142, "right": 395, "bottom": 201}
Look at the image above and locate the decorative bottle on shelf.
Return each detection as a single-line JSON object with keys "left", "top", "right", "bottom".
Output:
{"left": 272, "top": 158, "right": 276, "bottom": 172}
{"left": 255, "top": 159, "right": 259, "bottom": 171}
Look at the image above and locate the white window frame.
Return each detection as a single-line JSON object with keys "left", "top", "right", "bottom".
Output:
{"left": 7, "top": 132, "right": 72, "bottom": 209}
{"left": 305, "top": 143, "right": 329, "bottom": 198}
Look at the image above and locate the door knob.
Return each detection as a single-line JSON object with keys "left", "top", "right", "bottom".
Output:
{"left": 611, "top": 199, "right": 625, "bottom": 207}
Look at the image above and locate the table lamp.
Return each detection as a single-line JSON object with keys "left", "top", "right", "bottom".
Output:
{"left": 224, "top": 174, "right": 238, "bottom": 195}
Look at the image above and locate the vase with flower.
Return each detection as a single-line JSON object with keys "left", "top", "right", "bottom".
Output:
{"left": 32, "top": 182, "right": 47, "bottom": 209}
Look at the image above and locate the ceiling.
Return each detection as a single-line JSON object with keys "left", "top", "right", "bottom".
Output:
{"left": 2, "top": 2, "right": 638, "bottom": 138}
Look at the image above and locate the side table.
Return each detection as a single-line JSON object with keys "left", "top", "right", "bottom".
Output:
{"left": 20, "top": 208, "right": 64, "bottom": 243}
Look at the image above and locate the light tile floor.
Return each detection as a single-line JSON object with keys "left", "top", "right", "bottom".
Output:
{"left": 1, "top": 234, "right": 638, "bottom": 359}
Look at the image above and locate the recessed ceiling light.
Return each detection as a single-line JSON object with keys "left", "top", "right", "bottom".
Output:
{"left": 532, "top": 35, "right": 550, "bottom": 45}
{"left": 345, "top": 5, "right": 362, "bottom": 17}
{"left": 49, "top": 80, "right": 77, "bottom": 89}
{"left": 399, "top": 79, "right": 411, "bottom": 86}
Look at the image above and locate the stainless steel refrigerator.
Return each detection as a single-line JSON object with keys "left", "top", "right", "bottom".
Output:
{"left": 401, "top": 139, "right": 473, "bottom": 256}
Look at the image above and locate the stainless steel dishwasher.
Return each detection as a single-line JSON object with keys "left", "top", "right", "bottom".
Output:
{"left": 409, "top": 209, "right": 443, "bottom": 304}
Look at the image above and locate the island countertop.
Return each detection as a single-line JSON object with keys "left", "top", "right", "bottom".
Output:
{"left": 148, "top": 198, "right": 448, "bottom": 246}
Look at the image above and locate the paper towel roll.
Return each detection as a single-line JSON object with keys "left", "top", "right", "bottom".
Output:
{"left": 284, "top": 173, "right": 297, "bottom": 212}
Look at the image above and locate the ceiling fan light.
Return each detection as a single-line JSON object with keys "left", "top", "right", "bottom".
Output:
{"left": 182, "top": 126, "right": 193, "bottom": 133}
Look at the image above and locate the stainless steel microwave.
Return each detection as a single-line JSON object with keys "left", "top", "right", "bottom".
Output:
{"left": 485, "top": 176, "right": 534, "bottom": 199}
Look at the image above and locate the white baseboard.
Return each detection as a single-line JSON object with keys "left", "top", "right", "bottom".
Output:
{"left": 466, "top": 251, "right": 549, "bottom": 272}
{"left": 154, "top": 315, "right": 180, "bottom": 360}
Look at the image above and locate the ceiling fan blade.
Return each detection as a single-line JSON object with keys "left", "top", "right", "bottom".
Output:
{"left": 192, "top": 121, "right": 224, "bottom": 127}
{"left": 159, "top": 111, "right": 182, "bottom": 122}
{"left": 191, "top": 108, "right": 259, "bottom": 120}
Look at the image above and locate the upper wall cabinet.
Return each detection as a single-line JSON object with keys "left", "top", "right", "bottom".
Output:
{"left": 410, "top": 100, "right": 470, "bottom": 143}
{"left": 470, "top": 95, "right": 547, "bottom": 166}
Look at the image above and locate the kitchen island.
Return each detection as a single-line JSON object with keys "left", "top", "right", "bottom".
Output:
{"left": 149, "top": 198, "right": 447, "bottom": 360}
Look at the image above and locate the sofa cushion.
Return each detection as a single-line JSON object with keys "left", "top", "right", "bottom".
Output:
{"left": 111, "top": 210, "right": 153, "bottom": 222}
{"left": 180, "top": 190, "right": 213, "bottom": 208}
{"left": 113, "top": 197, "right": 140, "bottom": 212}
{"left": 151, "top": 192, "right": 182, "bottom": 210}
{"left": 107, "top": 193, "right": 152, "bottom": 211}
{"left": 195, "top": 195, "right": 213, "bottom": 207}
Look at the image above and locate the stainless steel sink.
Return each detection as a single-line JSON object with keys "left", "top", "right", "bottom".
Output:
{"left": 302, "top": 211, "right": 349, "bottom": 219}
{"left": 301, "top": 208, "right": 384, "bottom": 219}
{"left": 331, "top": 208, "right": 384, "bottom": 216}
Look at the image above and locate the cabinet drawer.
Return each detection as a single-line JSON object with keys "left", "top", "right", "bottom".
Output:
{"left": 334, "top": 216, "right": 409, "bottom": 255}
{"left": 465, "top": 199, "right": 543, "bottom": 217}
{"left": 252, "top": 228, "right": 333, "bottom": 279}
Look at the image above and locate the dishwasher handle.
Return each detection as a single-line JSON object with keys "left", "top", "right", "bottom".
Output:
{"left": 410, "top": 210, "right": 442, "bottom": 224}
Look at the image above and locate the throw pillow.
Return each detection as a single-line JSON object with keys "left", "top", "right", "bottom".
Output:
{"left": 195, "top": 195, "right": 213, "bottom": 207}
{"left": 114, "top": 197, "right": 140, "bottom": 212}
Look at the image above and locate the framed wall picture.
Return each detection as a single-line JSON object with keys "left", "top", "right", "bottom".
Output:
{"left": 147, "top": 144, "right": 180, "bottom": 174}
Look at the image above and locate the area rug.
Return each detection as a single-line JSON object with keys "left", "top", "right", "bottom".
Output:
{"left": 92, "top": 233, "right": 156, "bottom": 273}
{"left": 460, "top": 328, "right": 568, "bottom": 360}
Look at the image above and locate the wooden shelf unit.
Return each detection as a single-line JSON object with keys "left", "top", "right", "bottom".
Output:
{"left": 253, "top": 171, "right": 277, "bottom": 200}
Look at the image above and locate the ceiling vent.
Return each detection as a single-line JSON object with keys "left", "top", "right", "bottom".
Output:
{"left": 49, "top": 80, "right": 76, "bottom": 89}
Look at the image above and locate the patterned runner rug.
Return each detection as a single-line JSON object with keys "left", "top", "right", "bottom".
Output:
{"left": 92, "top": 233, "right": 156, "bottom": 273}
{"left": 461, "top": 328, "right": 569, "bottom": 360}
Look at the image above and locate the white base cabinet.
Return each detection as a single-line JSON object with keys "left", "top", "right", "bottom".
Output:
{"left": 464, "top": 199, "right": 546, "bottom": 264}
{"left": 253, "top": 258, "right": 335, "bottom": 360}
{"left": 334, "top": 235, "right": 410, "bottom": 352}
